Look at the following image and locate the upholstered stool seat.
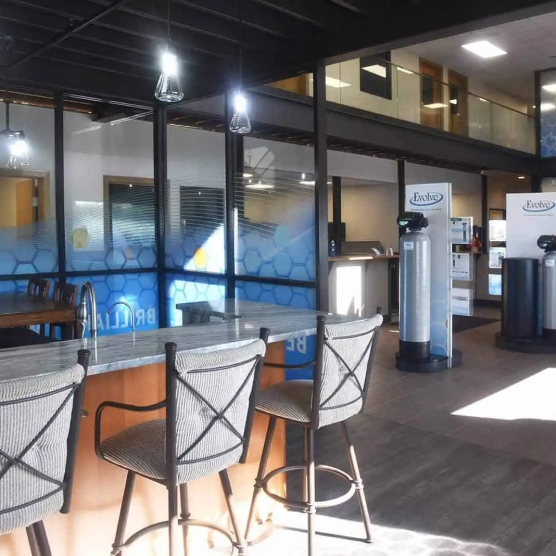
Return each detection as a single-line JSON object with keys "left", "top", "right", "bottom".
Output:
{"left": 256, "top": 380, "right": 313, "bottom": 423}
{"left": 95, "top": 332, "right": 269, "bottom": 556}
{"left": 246, "top": 315, "right": 382, "bottom": 556}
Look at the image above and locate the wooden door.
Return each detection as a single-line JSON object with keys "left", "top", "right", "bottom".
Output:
{"left": 270, "top": 75, "right": 309, "bottom": 95}
{"left": 15, "top": 179, "right": 33, "bottom": 226}
{"left": 420, "top": 58, "right": 444, "bottom": 130}
{"left": 448, "top": 70, "right": 469, "bottom": 137}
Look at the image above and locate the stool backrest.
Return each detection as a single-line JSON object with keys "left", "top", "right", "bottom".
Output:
{"left": 0, "top": 350, "right": 89, "bottom": 535}
{"left": 312, "top": 315, "right": 382, "bottom": 429}
{"left": 165, "top": 333, "right": 267, "bottom": 485}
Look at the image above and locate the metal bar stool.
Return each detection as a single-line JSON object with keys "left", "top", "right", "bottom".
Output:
{"left": 0, "top": 349, "right": 90, "bottom": 555}
{"left": 95, "top": 329, "right": 269, "bottom": 556}
{"left": 245, "top": 315, "right": 382, "bottom": 556}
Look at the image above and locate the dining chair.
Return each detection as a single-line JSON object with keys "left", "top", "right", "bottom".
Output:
{"left": 27, "top": 278, "right": 51, "bottom": 300}
{"left": 26, "top": 279, "right": 51, "bottom": 336}
{"left": 95, "top": 330, "right": 269, "bottom": 556}
{"left": 0, "top": 349, "right": 90, "bottom": 556}
{"left": 50, "top": 282, "right": 79, "bottom": 340}
{"left": 245, "top": 315, "right": 382, "bottom": 556}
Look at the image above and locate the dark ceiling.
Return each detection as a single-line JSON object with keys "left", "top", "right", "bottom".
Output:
{"left": 0, "top": 0, "right": 554, "bottom": 107}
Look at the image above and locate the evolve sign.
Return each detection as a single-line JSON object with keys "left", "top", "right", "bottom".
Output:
{"left": 409, "top": 191, "right": 444, "bottom": 207}
{"left": 507, "top": 193, "right": 556, "bottom": 259}
{"left": 523, "top": 199, "right": 556, "bottom": 213}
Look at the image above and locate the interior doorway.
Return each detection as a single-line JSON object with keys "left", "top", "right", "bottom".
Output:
{"left": 420, "top": 58, "right": 444, "bottom": 131}
{"left": 448, "top": 70, "right": 469, "bottom": 137}
{"left": 0, "top": 170, "right": 50, "bottom": 232}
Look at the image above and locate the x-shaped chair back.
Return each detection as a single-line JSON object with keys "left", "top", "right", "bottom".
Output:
{"left": 311, "top": 315, "right": 382, "bottom": 429}
{"left": 165, "top": 336, "right": 267, "bottom": 486}
{"left": 0, "top": 350, "right": 89, "bottom": 535}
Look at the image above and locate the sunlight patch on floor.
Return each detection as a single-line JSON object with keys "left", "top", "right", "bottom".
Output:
{"left": 453, "top": 367, "right": 556, "bottom": 421}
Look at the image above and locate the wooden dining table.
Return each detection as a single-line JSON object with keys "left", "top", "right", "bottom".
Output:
{"left": 0, "top": 291, "right": 77, "bottom": 339}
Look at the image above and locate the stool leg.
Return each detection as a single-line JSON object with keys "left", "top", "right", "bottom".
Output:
{"left": 111, "top": 471, "right": 136, "bottom": 556}
{"left": 179, "top": 483, "right": 190, "bottom": 556}
{"left": 220, "top": 470, "right": 247, "bottom": 556}
{"left": 245, "top": 416, "right": 277, "bottom": 541}
{"left": 306, "top": 427, "right": 316, "bottom": 556}
{"left": 303, "top": 426, "right": 309, "bottom": 503}
{"left": 32, "top": 521, "right": 52, "bottom": 556}
{"left": 342, "top": 421, "right": 372, "bottom": 543}
{"left": 169, "top": 484, "right": 180, "bottom": 556}
{"left": 26, "top": 524, "right": 41, "bottom": 556}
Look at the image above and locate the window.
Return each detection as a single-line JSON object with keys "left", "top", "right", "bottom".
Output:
{"left": 360, "top": 53, "right": 392, "bottom": 100}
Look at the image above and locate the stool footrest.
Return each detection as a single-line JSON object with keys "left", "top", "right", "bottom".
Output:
{"left": 121, "top": 518, "right": 237, "bottom": 551}
{"left": 262, "top": 464, "right": 356, "bottom": 510}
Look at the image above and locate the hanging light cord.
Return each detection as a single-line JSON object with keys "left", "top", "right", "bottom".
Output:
{"left": 167, "top": 0, "right": 171, "bottom": 42}
{"left": 238, "top": 0, "right": 243, "bottom": 86}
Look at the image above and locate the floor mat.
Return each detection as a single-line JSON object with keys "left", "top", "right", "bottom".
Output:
{"left": 453, "top": 315, "right": 499, "bottom": 333}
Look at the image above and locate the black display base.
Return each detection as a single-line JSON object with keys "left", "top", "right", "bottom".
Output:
{"left": 395, "top": 349, "right": 462, "bottom": 373}
{"left": 496, "top": 333, "right": 556, "bottom": 354}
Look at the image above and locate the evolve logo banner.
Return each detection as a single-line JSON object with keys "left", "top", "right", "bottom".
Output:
{"left": 406, "top": 183, "right": 452, "bottom": 364}
{"left": 409, "top": 191, "right": 444, "bottom": 208}
{"left": 507, "top": 193, "right": 556, "bottom": 259}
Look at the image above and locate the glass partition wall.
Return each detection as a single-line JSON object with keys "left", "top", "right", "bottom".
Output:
{"left": 0, "top": 95, "right": 319, "bottom": 337}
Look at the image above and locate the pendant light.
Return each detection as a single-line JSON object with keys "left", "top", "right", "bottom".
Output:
{"left": 0, "top": 102, "right": 29, "bottom": 169}
{"left": 229, "top": 0, "right": 251, "bottom": 134}
{"left": 155, "top": 0, "right": 184, "bottom": 103}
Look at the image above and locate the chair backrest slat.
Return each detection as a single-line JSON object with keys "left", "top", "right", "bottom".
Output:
{"left": 27, "top": 278, "right": 51, "bottom": 299}
{"left": 165, "top": 336, "right": 267, "bottom": 486}
{"left": 0, "top": 351, "right": 89, "bottom": 534}
{"left": 311, "top": 315, "right": 382, "bottom": 429}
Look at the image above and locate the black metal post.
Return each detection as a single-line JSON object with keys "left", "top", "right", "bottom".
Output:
{"left": 481, "top": 173, "right": 489, "bottom": 250}
{"left": 332, "top": 176, "right": 342, "bottom": 254}
{"left": 225, "top": 91, "right": 244, "bottom": 299}
{"left": 531, "top": 175, "right": 542, "bottom": 193}
{"left": 54, "top": 93, "right": 66, "bottom": 282}
{"left": 397, "top": 159, "right": 405, "bottom": 239}
{"left": 535, "top": 70, "right": 542, "bottom": 158}
{"left": 314, "top": 60, "right": 329, "bottom": 312}
{"left": 154, "top": 104, "right": 168, "bottom": 328}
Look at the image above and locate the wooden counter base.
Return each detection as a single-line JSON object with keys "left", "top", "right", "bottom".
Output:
{"left": 0, "top": 342, "right": 286, "bottom": 556}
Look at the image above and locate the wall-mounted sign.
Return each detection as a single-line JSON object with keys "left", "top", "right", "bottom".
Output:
{"left": 489, "top": 247, "right": 506, "bottom": 269}
{"left": 451, "top": 253, "right": 473, "bottom": 281}
{"left": 450, "top": 217, "right": 473, "bottom": 245}
{"left": 489, "top": 220, "right": 507, "bottom": 243}
{"left": 452, "top": 288, "right": 473, "bottom": 316}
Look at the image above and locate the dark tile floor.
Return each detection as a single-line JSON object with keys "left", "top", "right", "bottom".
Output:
{"left": 246, "top": 312, "right": 556, "bottom": 556}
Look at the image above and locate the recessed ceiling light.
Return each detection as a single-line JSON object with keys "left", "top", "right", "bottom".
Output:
{"left": 325, "top": 76, "right": 350, "bottom": 88}
{"left": 518, "top": 176, "right": 525, "bottom": 180}
{"left": 424, "top": 103, "right": 447, "bottom": 109}
{"left": 246, "top": 182, "right": 274, "bottom": 190}
{"left": 543, "top": 83, "right": 556, "bottom": 93}
{"left": 462, "top": 40, "right": 507, "bottom": 59}
{"left": 541, "top": 102, "right": 556, "bottom": 112}
{"left": 450, "top": 99, "right": 458, "bottom": 105}
{"left": 362, "top": 65, "right": 387, "bottom": 78}
{"left": 300, "top": 180, "right": 333, "bottom": 185}
{"left": 397, "top": 67, "right": 414, "bottom": 75}
{"left": 243, "top": 172, "right": 253, "bottom": 178}
{"left": 479, "top": 98, "right": 489, "bottom": 103}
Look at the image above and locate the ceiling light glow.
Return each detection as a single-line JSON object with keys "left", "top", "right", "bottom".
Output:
{"left": 543, "top": 83, "right": 556, "bottom": 93}
{"left": 362, "top": 65, "right": 387, "bottom": 78}
{"left": 541, "top": 102, "right": 556, "bottom": 112}
{"left": 325, "top": 76, "right": 351, "bottom": 88}
{"left": 424, "top": 103, "right": 447, "bottom": 109}
{"left": 462, "top": 40, "right": 507, "bottom": 59}
{"left": 397, "top": 67, "right": 414, "bottom": 75}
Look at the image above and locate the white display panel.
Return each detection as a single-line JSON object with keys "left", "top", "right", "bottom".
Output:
{"left": 451, "top": 253, "right": 473, "bottom": 281}
{"left": 450, "top": 217, "right": 473, "bottom": 245}
{"left": 489, "top": 247, "right": 505, "bottom": 269}
{"left": 452, "top": 288, "right": 473, "bottom": 316}
{"left": 406, "top": 183, "right": 452, "bottom": 364}
{"left": 489, "top": 220, "right": 507, "bottom": 242}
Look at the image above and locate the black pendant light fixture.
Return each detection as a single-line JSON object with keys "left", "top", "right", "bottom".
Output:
{"left": 229, "top": 0, "right": 251, "bottom": 134}
{"left": 155, "top": 0, "right": 184, "bottom": 103}
{"left": 0, "top": 101, "right": 29, "bottom": 169}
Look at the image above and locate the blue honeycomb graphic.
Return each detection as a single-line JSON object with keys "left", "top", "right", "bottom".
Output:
{"left": 166, "top": 273, "right": 226, "bottom": 327}
{"left": 68, "top": 272, "right": 158, "bottom": 336}
{"left": 67, "top": 243, "right": 157, "bottom": 272}
{"left": 0, "top": 221, "right": 58, "bottom": 275}
{"left": 235, "top": 281, "right": 316, "bottom": 310}
{"left": 236, "top": 218, "right": 315, "bottom": 282}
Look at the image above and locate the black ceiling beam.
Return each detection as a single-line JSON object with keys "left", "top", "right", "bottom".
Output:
{"left": 174, "top": 0, "right": 317, "bottom": 40}
{"left": 3, "top": 0, "right": 131, "bottom": 71}
{"left": 326, "top": 0, "right": 382, "bottom": 16}
{"left": 248, "top": 0, "right": 365, "bottom": 30}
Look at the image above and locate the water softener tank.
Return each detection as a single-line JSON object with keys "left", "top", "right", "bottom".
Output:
{"left": 539, "top": 235, "right": 556, "bottom": 344}
{"left": 399, "top": 216, "right": 431, "bottom": 361}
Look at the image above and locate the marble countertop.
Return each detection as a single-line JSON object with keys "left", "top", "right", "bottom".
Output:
{"left": 0, "top": 300, "right": 358, "bottom": 382}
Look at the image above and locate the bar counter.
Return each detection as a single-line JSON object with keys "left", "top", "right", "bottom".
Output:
{"left": 0, "top": 300, "right": 355, "bottom": 556}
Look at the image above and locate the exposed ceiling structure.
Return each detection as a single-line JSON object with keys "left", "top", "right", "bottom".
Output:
{"left": 0, "top": 0, "right": 555, "bottom": 106}
{"left": 407, "top": 13, "right": 556, "bottom": 105}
